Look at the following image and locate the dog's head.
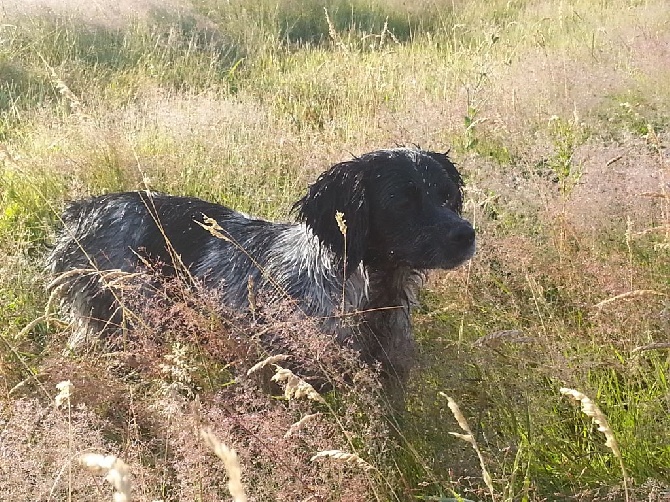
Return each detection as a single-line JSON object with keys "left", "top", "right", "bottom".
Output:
{"left": 293, "top": 148, "right": 476, "bottom": 273}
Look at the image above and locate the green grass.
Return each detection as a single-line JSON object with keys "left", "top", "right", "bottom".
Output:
{"left": 1, "top": 0, "right": 669, "bottom": 500}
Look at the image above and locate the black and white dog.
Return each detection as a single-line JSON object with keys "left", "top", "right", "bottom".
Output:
{"left": 47, "top": 148, "right": 475, "bottom": 382}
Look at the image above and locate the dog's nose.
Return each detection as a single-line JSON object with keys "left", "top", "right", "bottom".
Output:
{"left": 450, "top": 224, "right": 475, "bottom": 245}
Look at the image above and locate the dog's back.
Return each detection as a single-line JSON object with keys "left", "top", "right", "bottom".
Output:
{"left": 47, "top": 191, "right": 357, "bottom": 342}
{"left": 50, "top": 192, "right": 241, "bottom": 274}
{"left": 48, "top": 192, "right": 263, "bottom": 339}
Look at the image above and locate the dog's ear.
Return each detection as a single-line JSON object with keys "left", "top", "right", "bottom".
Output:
{"left": 293, "top": 160, "right": 369, "bottom": 273}
{"left": 424, "top": 150, "right": 464, "bottom": 213}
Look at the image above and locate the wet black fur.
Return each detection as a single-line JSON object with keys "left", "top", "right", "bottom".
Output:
{"left": 47, "top": 148, "right": 475, "bottom": 384}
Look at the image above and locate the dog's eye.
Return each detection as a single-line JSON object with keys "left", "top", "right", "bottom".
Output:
{"left": 404, "top": 184, "right": 421, "bottom": 207}
{"left": 440, "top": 189, "right": 464, "bottom": 213}
{"left": 407, "top": 184, "right": 420, "bottom": 198}
{"left": 439, "top": 189, "right": 463, "bottom": 212}
{"left": 438, "top": 189, "right": 451, "bottom": 206}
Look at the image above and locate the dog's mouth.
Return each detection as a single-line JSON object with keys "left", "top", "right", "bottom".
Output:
{"left": 441, "top": 240, "right": 476, "bottom": 269}
{"left": 378, "top": 240, "right": 476, "bottom": 271}
{"left": 365, "top": 220, "right": 476, "bottom": 271}
{"left": 415, "top": 243, "right": 475, "bottom": 271}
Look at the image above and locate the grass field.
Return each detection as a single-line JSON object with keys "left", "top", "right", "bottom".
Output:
{"left": 1, "top": 0, "right": 669, "bottom": 500}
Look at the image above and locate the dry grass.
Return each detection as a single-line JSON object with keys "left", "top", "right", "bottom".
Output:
{"left": 311, "top": 449, "right": 375, "bottom": 472}
{"left": 560, "top": 387, "right": 630, "bottom": 502}
{"left": 271, "top": 364, "right": 327, "bottom": 404}
{"left": 2, "top": 276, "right": 393, "bottom": 500}
{"left": 80, "top": 454, "right": 132, "bottom": 502}
{"left": 200, "top": 428, "right": 247, "bottom": 502}
{"left": 0, "top": 0, "right": 669, "bottom": 500}
{"left": 441, "top": 392, "right": 496, "bottom": 501}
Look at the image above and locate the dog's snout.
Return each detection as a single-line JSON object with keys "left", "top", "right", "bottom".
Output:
{"left": 449, "top": 224, "right": 475, "bottom": 245}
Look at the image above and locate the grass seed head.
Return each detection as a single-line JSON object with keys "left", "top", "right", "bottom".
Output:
{"left": 335, "top": 211, "right": 347, "bottom": 236}
{"left": 311, "top": 449, "right": 374, "bottom": 471}
{"left": 55, "top": 380, "right": 74, "bottom": 408}
{"left": 284, "top": 412, "right": 322, "bottom": 438}
{"left": 441, "top": 392, "right": 496, "bottom": 501}
{"left": 200, "top": 428, "right": 247, "bottom": 502}
{"left": 560, "top": 387, "right": 630, "bottom": 502}
{"left": 559, "top": 388, "right": 620, "bottom": 455}
{"left": 246, "top": 354, "right": 290, "bottom": 376}
{"left": 271, "top": 365, "right": 326, "bottom": 403}
{"left": 80, "top": 453, "right": 131, "bottom": 502}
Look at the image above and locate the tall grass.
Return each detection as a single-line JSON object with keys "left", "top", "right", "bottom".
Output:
{"left": 1, "top": 0, "right": 669, "bottom": 500}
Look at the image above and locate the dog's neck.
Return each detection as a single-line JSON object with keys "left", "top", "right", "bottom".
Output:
{"left": 266, "top": 224, "right": 369, "bottom": 314}
{"left": 267, "top": 224, "right": 423, "bottom": 319}
{"left": 365, "top": 265, "right": 424, "bottom": 310}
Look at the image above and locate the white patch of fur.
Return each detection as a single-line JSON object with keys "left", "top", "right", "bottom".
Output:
{"left": 267, "top": 223, "right": 369, "bottom": 317}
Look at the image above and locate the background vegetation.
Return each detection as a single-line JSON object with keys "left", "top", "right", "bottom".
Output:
{"left": 0, "top": 0, "right": 668, "bottom": 500}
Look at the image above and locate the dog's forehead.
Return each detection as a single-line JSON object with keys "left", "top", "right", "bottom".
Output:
{"left": 393, "top": 150, "right": 451, "bottom": 187}
{"left": 365, "top": 149, "right": 457, "bottom": 194}
{"left": 417, "top": 154, "right": 450, "bottom": 183}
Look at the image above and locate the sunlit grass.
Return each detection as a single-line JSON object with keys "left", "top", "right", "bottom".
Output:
{"left": 0, "top": 0, "right": 668, "bottom": 499}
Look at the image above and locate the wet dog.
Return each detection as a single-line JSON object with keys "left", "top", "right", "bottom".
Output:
{"left": 47, "top": 148, "right": 475, "bottom": 383}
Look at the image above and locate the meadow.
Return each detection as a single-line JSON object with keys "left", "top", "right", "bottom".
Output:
{"left": 0, "top": 0, "right": 668, "bottom": 500}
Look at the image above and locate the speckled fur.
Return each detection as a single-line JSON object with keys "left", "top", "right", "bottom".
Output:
{"left": 47, "top": 148, "right": 475, "bottom": 383}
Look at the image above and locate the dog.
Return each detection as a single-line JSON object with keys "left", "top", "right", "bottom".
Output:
{"left": 47, "top": 147, "right": 475, "bottom": 383}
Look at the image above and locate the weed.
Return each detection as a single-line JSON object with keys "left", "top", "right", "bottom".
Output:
{"left": 546, "top": 114, "right": 588, "bottom": 197}
{"left": 1, "top": 0, "right": 669, "bottom": 500}
{"left": 560, "top": 387, "right": 629, "bottom": 502}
